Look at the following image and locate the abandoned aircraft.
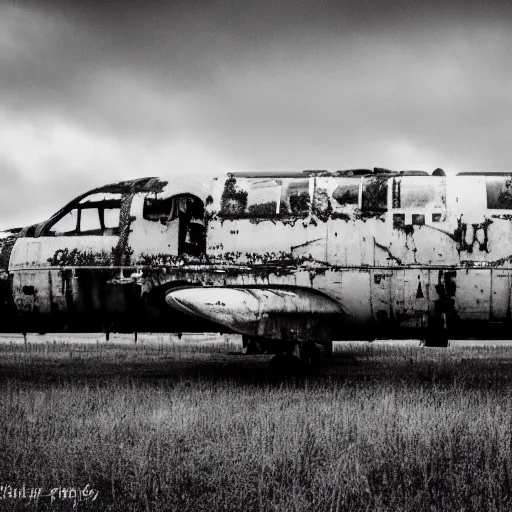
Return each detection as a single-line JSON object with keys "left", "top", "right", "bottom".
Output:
{"left": 2, "top": 168, "right": 512, "bottom": 364}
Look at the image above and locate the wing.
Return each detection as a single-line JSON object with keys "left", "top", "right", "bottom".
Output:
{"left": 166, "top": 286, "right": 344, "bottom": 341}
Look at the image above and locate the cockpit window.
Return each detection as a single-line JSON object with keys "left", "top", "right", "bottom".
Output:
{"left": 80, "top": 208, "right": 102, "bottom": 235}
{"left": 46, "top": 192, "right": 122, "bottom": 237}
{"left": 103, "top": 209, "right": 120, "bottom": 231}
{"left": 79, "top": 192, "right": 122, "bottom": 204}
{"left": 48, "top": 210, "right": 78, "bottom": 236}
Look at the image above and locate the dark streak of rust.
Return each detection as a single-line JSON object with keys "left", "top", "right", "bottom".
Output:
{"left": 491, "top": 214, "right": 512, "bottom": 221}
{"left": 114, "top": 192, "right": 136, "bottom": 266}
{"left": 373, "top": 241, "right": 403, "bottom": 265}
{"left": 290, "top": 238, "right": 323, "bottom": 251}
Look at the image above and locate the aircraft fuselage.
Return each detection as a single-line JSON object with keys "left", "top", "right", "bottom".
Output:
{"left": 2, "top": 170, "right": 512, "bottom": 347}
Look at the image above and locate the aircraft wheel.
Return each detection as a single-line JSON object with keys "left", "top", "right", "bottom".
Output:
{"left": 322, "top": 340, "right": 333, "bottom": 357}
{"left": 269, "top": 353, "right": 302, "bottom": 378}
{"left": 299, "top": 341, "right": 323, "bottom": 373}
{"left": 242, "top": 335, "right": 270, "bottom": 355}
{"left": 422, "top": 331, "right": 449, "bottom": 348}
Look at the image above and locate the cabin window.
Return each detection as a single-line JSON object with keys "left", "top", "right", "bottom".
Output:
{"left": 394, "top": 177, "right": 446, "bottom": 209}
{"left": 281, "top": 179, "right": 310, "bottom": 215}
{"left": 246, "top": 179, "right": 282, "bottom": 217}
{"left": 144, "top": 196, "right": 174, "bottom": 222}
{"left": 218, "top": 177, "right": 312, "bottom": 218}
{"left": 48, "top": 210, "right": 78, "bottom": 236}
{"left": 412, "top": 214, "right": 425, "bottom": 226}
{"left": 361, "top": 176, "right": 388, "bottom": 212}
{"left": 332, "top": 182, "right": 359, "bottom": 206}
{"left": 144, "top": 194, "right": 203, "bottom": 223}
{"left": 79, "top": 208, "right": 102, "bottom": 235}
{"left": 486, "top": 176, "right": 512, "bottom": 209}
{"left": 393, "top": 213, "right": 405, "bottom": 229}
{"left": 219, "top": 178, "right": 248, "bottom": 216}
{"left": 218, "top": 178, "right": 284, "bottom": 217}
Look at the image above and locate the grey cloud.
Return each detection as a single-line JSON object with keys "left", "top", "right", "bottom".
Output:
{"left": 0, "top": 153, "right": 108, "bottom": 230}
{"left": 1, "top": 0, "right": 512, "bottom": 232}
{"left": 0, "top": 157, "right": 42, "bottom": 229}
{"left": 171, "top": 26, "right": 512, "bottom": 171}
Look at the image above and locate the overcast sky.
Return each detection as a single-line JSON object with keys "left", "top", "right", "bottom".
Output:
{"left": 1, "top": 0, "right": 512, "bottom": 229}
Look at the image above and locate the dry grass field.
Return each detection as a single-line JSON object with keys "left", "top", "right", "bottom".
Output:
{"left": 1, "top": 335, "right": 512, "bottom": 511}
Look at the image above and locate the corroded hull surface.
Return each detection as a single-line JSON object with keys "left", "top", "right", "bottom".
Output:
{"left": 3, "top": 261, "right": 510, "bottom": 340}
{"left": 5, "top": 171, "right": 512, "bottom": 342}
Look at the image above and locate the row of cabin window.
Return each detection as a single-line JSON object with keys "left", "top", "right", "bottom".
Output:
{"left": 218, "top": 177, "right": 440, "bottom": 217}
{"left": 218, "top": 176, "right": 512, "bottom": 218}
{"left": 363, "top": 176, "right": 512, "bottom": 211}
{"left": 393, "top": 213, "right": 445, "bottom": 229}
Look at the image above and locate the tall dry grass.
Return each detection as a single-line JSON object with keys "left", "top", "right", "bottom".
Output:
{"left": 0, "top": 340, "right": 512, "bottom": 511}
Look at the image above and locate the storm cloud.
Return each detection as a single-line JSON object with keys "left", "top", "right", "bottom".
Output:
{"left": 1, "top": 0, "right": 512, "bottom": 229}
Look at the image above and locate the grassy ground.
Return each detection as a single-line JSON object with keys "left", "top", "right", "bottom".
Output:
{"left": 1, "top": 337, "right": 512, "bottom": 511}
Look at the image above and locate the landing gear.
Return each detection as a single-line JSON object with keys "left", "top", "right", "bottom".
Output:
{"left": 268, "top": 340, "right": 325, "bottom": 376}
{"left": 242, "top": 335, "right": 270, "bottom": 355}
{"left": 242, "top": 335, "right": 329, "bottom": 375}
{"left": 269, "top": 353, "right": 302, "bottom": 377}
{"left": 422, "top": 329, "right": 449, "bottom": 347}
{"left": 299, "top": 341, "right": 323, "bottom": 373}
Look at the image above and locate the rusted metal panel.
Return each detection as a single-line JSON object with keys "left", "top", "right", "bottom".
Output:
{"left": 9, "top": 237, "right": 118, "bottom": 271}
{"left": 454, "top": 269, "right": 491, "bottom": 321}
{"left": 295, "top": 270, "right": 312, "bottom": 288}
{"left": 207, "top": 220, "right": 306, "bottom": 257}
{"left": 267, "top": 272, "right": 296, "bottom": 287}
{"left": 327, "top": 218, "right": 379, "bottom": 266}
{"left": 392, "top": 269, "right": 430, "bottom": 328}
{"left": 321, "top": 270, "right": 372, "bottom": 325}
{"left": 206, "top": 175, "right": 328, "bottom": 262}
{"left": 370, "top": 270, "right": 393, "bottom": 323}
{"left": 490, "top": 269, "right": 510, "bottom": 321}
{"left": 386, "top": 176, "right": 453, "bottom": 266}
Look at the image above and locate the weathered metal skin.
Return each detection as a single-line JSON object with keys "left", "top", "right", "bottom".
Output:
{"left": 3, "top": 169, "right": 512, "bottom": 344}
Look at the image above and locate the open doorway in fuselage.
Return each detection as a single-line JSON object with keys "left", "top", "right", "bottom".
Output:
{"left": 143, "top": 193, "right": 205, "bottom": 256}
